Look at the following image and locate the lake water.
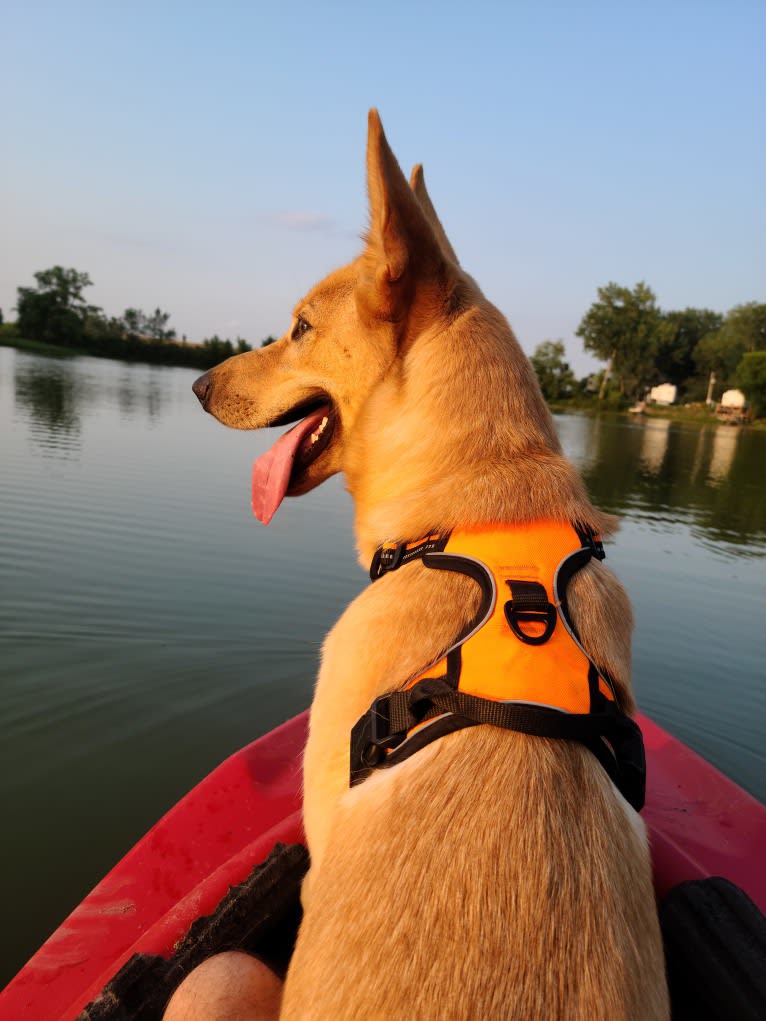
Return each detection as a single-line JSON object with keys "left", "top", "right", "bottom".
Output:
{"left": 1, "top": 346, "right": 764, "bottom": 984}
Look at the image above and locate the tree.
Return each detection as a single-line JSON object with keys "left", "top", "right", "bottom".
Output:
{"left": 693, "top": 303, "right": 766, "bottom": 389}
{"left": 201, "top": 335, "right": 235, "bottom": 362}
{"left": 737, "top": 351, "right": 766, "bottom": 418}
{"left": 693, "top": 329, "right": 745, "bottom": 386}
{"left": 31, "top": 266, "right": 92, "bottom": 310}
{"left": 122, "top": 308, "right": 143, "bottom": 337}
{"left": 530, "top": 340, "right": 575, "bottom": 401}
{"left": 16, "top": 266, "right": 97, "bottom": 346}
{"left": 144, "top": 307, "right": 175, "bottom": 342}
{"left": 121, "top": 307, "right": 175, "bottom": 341}
{"left": 576, "top": 282, "right": 661, "bottom": 398}
{"left": 722, "top": 302, "right": 766, "bottom": 353}
{"left": 655, "top": 308, "right": 722, "bottom": 389}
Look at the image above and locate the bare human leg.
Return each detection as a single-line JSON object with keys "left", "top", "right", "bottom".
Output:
{"left": 162, "top": 952, "right": 283, "bottom": 1021}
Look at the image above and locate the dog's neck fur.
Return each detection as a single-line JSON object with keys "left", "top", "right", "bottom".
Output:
{"left": 337, "top": 117, "right": 614, "bottom": 565}
{"left": 344, "top": 280, "right": 612, "bottom": 565}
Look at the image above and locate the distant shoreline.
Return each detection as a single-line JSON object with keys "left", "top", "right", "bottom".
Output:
{"left": 0, "top": 333, "right": 208, "bottom": 370}
{"left": 2, "top": 334, "right": 761, "bottom": 427}
{"left": 548, "top": 399, "right": 763, "bottom": 429}
{"left": 1, "top": 335, "right": 88, "bottom": 359}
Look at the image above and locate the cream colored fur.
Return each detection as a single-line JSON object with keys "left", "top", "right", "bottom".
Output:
{"left": 197, "top": 110, "right": 669, "bottom": 1020}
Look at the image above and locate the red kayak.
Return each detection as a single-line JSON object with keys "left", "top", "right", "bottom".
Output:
{"left": 2, "top": 711, "right": 765, "bottom": 1020}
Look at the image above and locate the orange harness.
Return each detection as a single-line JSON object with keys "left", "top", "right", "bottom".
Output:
{"left": 351, "top": 522, "right": 646, "bottom": 811}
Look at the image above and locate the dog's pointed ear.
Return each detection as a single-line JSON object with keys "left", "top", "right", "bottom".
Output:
{"left": 362, "top": 109, "right": 447, "bottom": 314}
{"left": 409, "top": 164, "right": 460, "bottom": 266}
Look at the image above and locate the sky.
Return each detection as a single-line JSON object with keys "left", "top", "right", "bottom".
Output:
{"left": 2, "top": 1, "right": 764, "bottom": 376}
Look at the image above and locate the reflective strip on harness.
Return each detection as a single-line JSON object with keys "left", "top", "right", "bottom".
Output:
{"left": 351, "top": 521, "right": 647, "bottom": 811}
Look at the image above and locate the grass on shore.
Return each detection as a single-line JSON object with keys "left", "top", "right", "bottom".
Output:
{"left": 0, "top": 334, "right": 85, "bottom": 358}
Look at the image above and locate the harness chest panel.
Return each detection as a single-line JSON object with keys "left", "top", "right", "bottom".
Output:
{"left": 402, "top": 524, "right": 614, "bottom": 714}
{"left": 352, "top": 521, "right": 647, "bottom": 812}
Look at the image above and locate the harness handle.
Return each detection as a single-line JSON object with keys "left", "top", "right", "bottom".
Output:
{"left": 504, "top": 580, "right": 557, "bottom": 645}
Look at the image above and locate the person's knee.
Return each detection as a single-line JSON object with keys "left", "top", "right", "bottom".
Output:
{"left": 163, "top": 951, "right": 283, "bottom": 1021}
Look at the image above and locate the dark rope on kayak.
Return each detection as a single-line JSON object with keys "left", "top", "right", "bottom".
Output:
{"left": 77, "top": 843, "right": 309, "bottom": 1021}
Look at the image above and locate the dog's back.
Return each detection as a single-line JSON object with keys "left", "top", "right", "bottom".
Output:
{"left": 285, "top": 730, "right": 665, "bottom": 1020}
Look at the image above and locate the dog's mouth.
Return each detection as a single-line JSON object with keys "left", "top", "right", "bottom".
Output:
{"left": 252, "top": 395, "right": 337, "bottom": 525}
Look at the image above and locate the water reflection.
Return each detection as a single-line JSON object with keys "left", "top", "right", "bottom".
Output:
{"left": 117, "top": 373, "right": 137, "bottom": 419}
{"left": 145, "top": 379, "right": 163, "bottom": 421}
{"left": 639, "top": 419, "right": 670, "bottom": 476}
{"left": 555, "top": 414, "right": 765, "bottom": 553}
{"left": 707, "top": 426, "right": 739, "bottom": 486}
{"left": 11, "top": 353, "right": 169, "bottom": 457}
{"left": 14, "top": 361, "right": 82, "bottom": 456}
{"left": 117, "top": 369, "right": 164, "bottom": 423}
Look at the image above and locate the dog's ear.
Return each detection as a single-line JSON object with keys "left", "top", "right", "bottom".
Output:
{"left": 409, "top": 164, "right": 460, "bottom": 266}
{"left": 361, "top": 109, "right": 448, "bottom": 320}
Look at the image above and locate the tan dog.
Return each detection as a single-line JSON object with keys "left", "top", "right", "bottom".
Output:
{"left": 191, "top": 110, "right": 669, "bottom": 1020}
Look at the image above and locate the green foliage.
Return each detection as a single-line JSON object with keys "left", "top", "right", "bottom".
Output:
{"left": 530, "top": 340, "right": 576, "bottom": 400}
{"left": 737, "top": 351, "right": 766, "bottom": 418}
{"left": 656, "top": 308, "right": 722, "bottom": 389}
{"left": 722, "top": 302, "right": 766, "bottom": 352}
{"left": 576, "top": 287, "right": 765, "bottom": 417}
{"left": 16, "top": 266, "right": 97, "bottom": 348}
{"left": 10, "top": 266, "right": 263, "bottom": 370}
{"left": 261, "top": 335, "right": 277, "bottom": 347}
{"left": 121, "top": 307, "right": 176, "bottom": 342}
{"left": 601, "top": 390, "right": 631, "bottom": 411}
{"left": 123, "top": 308, "right": 142, "bottom": 336}
{"left": 576, "top": 282, "right": 660, "bottom": 398}
{"left": 693, "top": 329, "right": 744, "bottom": 384}
{"left": 693, "top": 303, "right": 766, "bottom": 391}
{"left": 200, "top": 335, "right": 235, "bottom": 361}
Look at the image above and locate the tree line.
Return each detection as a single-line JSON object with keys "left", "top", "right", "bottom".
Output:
{"left": 2, "top": 266, "right": 276, "bottom": 369}
{"left": 531, "top": 283, "right": 766, "bottom": 417}
{"left": 3, "top": 268, "right": 764, "bottom": 416}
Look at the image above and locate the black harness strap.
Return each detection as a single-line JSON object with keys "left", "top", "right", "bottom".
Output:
{"left": 369, "top": 533, "right": 450, "bottom": 581}
{"left": 350, "top": 677, "right": 646, "bottom": 811}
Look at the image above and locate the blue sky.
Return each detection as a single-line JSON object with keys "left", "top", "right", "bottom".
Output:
{"left": 3, "top": 1, "right": 763, "bottom": 375}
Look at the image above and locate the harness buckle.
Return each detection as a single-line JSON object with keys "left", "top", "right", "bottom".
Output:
{"left": 350, "top": 693, "right": 409, "bottom": 785}
{"left": 576, "top": 524, "right": 606, "bottom": 561}
{"left": 369, "top": 534, "right": 451, "bottom": 581}
{"left": 369, "top": 542, "right": 404, "bottom": 580}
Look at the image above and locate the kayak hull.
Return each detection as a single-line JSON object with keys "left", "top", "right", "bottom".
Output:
{"left": 2, "top": 711, "right": 765, "bottom": 1020}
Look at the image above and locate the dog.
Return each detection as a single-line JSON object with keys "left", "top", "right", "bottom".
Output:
{"left": 191, "top": 110, "right": 669, "bottom": 1020}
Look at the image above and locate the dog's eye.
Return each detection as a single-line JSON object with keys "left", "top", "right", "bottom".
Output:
{"left": 291, "top": 316, "right": 312, "bottom": 341}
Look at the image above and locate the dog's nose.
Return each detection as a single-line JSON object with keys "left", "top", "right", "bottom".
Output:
{"left": 192, "top": 373, "right": 211, "bottom": 406}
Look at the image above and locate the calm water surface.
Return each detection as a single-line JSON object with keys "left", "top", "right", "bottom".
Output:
{"left": 1, "top": 346, "right": 764, "bottom": 983}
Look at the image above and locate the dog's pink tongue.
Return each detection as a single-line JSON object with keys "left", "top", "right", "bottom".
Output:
{"left": 252, "top": 407, "right": 330, "bottom": 525}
